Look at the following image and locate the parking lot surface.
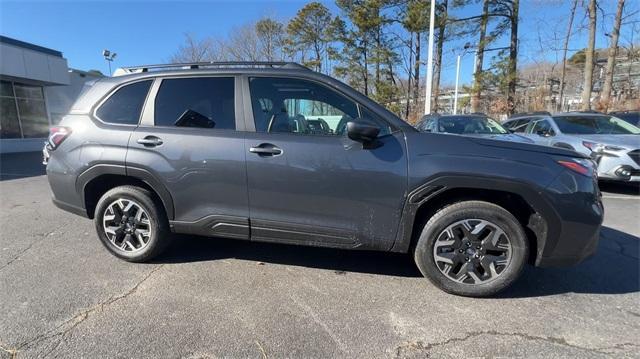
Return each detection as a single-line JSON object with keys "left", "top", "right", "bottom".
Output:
{"left": 1, "top": 153, "right": 639, "bottom": 358}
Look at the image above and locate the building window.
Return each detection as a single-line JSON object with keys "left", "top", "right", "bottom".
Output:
{"left": 0, "top": 80, "right": 49, "bottom": 139}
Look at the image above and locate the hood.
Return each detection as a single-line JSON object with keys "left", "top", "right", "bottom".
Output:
{"left": 466, "top": 133, "right": 534, "bottom": 144}
{"left": 466, "top": 136, "right": 587, "bottom": 158}
{"left": 577, "top": 134, "right": 640, "bottom": 149}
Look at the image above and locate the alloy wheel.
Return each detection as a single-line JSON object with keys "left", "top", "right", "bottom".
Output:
{"left": 433, "top": 219, "right": 512, "bottom": 284}
{"left": 102, "top": 199, "right": 152, "bottom": 252}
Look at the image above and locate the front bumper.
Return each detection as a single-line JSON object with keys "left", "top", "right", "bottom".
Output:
{"left": 534, "top": 169, "right": 604, "bottom": 267}
{"left": 593, "top": 150, "right": 640, "bottom": 182}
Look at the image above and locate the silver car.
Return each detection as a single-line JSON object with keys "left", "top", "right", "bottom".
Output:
{"left": 504, "top": 112, "right": 640, "bottom": 182}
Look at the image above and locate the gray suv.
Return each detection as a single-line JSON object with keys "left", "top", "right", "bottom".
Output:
{"left": 44, "top": 62, "right": 603, "bottom": 297}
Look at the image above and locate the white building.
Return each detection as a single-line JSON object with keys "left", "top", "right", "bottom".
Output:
{"left": 0, "top": 36, "right": 102, "bottom": 153}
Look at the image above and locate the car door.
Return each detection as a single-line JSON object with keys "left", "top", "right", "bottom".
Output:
{"left": 243, "top": 76, "right": 408, "bottom": 250}
{"left": 527, "top": 118, "right": 555, "bottom": 146}
{"left": 126, "top": 76, "right": 250, "bottom": 239}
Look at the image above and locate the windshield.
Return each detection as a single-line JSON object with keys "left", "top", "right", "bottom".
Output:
{"left": 438, "top": 116, "right": 508, "bottom": 134}
{"left": 553, "top": 115, "right": 640, "bottom": 135}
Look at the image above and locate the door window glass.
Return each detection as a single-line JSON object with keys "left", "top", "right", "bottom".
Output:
{"left": 154, "top": 77, "right": 235, "bottom": 129}
{"left": 531, "top": 120, "right": 554, "bottom": 136}
{"left": 96, "top": 80, "right": 152, "bottom": 125}
{"left": 248, "top": 77, "right": 390, "bottom": 136}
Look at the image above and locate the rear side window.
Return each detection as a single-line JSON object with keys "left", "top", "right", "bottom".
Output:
{"left": 96, "top": 80, "right": 152, "bottom": 125}
{"left": 154, "top": 77, "right": 235, "bottom": 129}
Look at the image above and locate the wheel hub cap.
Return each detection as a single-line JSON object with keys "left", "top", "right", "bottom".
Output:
{"left": 433, "top": 219, "right": 512, "bottom": 284}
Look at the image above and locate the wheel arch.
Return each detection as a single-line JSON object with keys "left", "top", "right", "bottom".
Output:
{"left": 77, "top": 165, "right": 175, "bottom": 220}
{"left": 391, "top": 175, "right": 557, "bottom": 265}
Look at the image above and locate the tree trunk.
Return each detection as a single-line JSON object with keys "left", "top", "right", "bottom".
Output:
{"left": 470, "top": 0, "right": 489, "bottom": 113}
{"left": 506, "top": 0, "right": 519, "bottom": 116}
{"left": 432, "top": 0, "right": 448, "bottom": 113}
{"left": 558, "top": 0, "right": 578, "bottom": 112}
{"left": 413, "top": 32, "right": 421, "bottom": 113}
{"left": 406, "top": 32, "right": 414, "bottom": 119}
{"left": 581, "top": 0, "right": 597, "bottom": 110}
{"left": 600, "top": 0, "right": 624, "bottom": 111}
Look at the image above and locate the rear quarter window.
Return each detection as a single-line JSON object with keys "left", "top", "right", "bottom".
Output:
{"left": 95, "top": 80, "right": 152, "bottom": 125}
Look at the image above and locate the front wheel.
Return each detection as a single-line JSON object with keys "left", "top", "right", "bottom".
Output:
{"left": 94, "top": 185, "right": 171, "bottom": 262}
{"left": 414, "top": 201, "right": 529, "bottom": 297}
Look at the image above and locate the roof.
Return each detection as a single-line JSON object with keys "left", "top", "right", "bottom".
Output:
{"left": 0, "top": 35, "right": 63, "bottom": 57}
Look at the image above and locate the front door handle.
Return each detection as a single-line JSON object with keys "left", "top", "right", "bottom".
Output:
{"left": 137, "top": 136, "right": 163, "bottom": 147}
{"left": 249, "top": 144, "right": 282, "bottom": 156}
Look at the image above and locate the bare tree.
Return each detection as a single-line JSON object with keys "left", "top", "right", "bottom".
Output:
{"left": 558, "top": 0, "right": 578, "bottom": 112}
{"left": 581, "top": 0, "right": 597, "bottom": 110}
{"left": 170, "top": 33, "right": 217, "bottom": 63}
{"left": 600, "top": 0, "right": 625, "bottom": 111}
{"left": 256, "top": 18, "right": 286, "bottom": 61}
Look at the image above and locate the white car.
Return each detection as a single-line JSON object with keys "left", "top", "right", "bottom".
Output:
{"left": 503, "top": 112, "right": 640, "bottom": 182}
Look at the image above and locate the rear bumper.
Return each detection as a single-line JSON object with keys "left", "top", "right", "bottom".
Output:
{"left": 52, "top": 197, "right": 89, "bottom": 218}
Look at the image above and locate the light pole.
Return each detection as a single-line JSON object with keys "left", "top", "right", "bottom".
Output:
{"left": 102, "top": 49, "right": 117, "bottom": 76}
{"left": 424, "top": 0, "right": 436, "bottom": 115}
{"left": 453, "top": 43, "right": 472, "bottom": 115}
{"left": 453, "top": 55, "right": 461, "bottom": 114}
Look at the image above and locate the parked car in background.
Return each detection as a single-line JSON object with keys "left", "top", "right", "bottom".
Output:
{"left": 415, "top": 114, "right": 534, "bottom": 143}
{"left": 610, "top": 111, "right": 640, "bottom": 127}
{"left": 44, "top": 62, "right": 603, "bottom": 297}
{"left": 504, "top": 112, "right": 640, "bottom": 182}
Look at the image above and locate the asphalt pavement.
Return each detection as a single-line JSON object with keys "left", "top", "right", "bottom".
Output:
{"left": 0, "top": 153, "right": 638, "bottom": 358}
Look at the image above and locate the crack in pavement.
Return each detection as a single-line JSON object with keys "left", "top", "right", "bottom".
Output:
{"left": 394, "top": 330, "right": 640, "bottom": 357}
{"left": 7, "top": 264, "right": 165, "bottom": 357}
{"left": 0, "top": 224, "right": 69, "bottom": 272}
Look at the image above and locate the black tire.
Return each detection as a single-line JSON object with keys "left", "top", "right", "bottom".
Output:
{"left": 414, "top": 201, "right": 528, "bottom": 297}
{"left": 94, "top": 185, "right": 170, "bottom": 262}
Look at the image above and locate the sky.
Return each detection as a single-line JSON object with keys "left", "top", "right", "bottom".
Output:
{"left": 0, "top": 0, "right": 634, "bottom": 85}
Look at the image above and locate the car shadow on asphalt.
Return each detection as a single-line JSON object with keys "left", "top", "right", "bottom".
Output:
{"left": 499, "top": 226, "right": 639, "bottom": 298}
{"left": 599, "top": 181, "right": 640, "bottom": 195}
{"left": 155, "top": 226, "right": 639, "bottom": 297}
{"left": 155, "top": 234, "right": 423, "bottom": 278}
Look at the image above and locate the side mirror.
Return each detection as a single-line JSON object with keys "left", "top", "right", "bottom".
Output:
{"left": 346, "top": 121, "right": 380, "bottom": 144}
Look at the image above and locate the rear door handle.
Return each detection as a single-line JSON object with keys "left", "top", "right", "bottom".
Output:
{"left": 249, "top": 144, "right": 282, "bottom": 156}
{"left": 137, "top": 136, "right": 163, "bottom": 147}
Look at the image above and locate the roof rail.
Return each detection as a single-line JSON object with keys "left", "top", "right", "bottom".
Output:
{"left": 508, "top": 111, "right": 551, "bottom": 119}
{"left": 113, "top": 61, "right": 309, "bottom": 76}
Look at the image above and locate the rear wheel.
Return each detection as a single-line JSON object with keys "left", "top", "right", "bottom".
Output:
{"left": 94, "top": 185, "right": 170, "bottom": 262}
{"left": 414, "top": 201, "right": 528, "bottom": 297}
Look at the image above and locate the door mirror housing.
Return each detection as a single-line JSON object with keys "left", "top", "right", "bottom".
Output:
{"left": 536, "top": 129, "right": 551, "bottom": 137}
{"left": 346, "top": 121, "right": 380, "bottom": 144}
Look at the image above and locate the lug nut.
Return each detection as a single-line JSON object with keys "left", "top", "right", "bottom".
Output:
{"left": 465, "top": 257, "right": 470, "bottom": 261}
{"left": 459, "top": 249, "right": 463, "bottom": 253}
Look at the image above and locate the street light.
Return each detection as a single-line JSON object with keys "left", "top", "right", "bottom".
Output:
{"left": 103, "top": 49, "right": 117, "bottom": 76}
{"left": 453, "top": 43, "right": 473, "bottom": 115}
{"left": 424, "top": 0, "right": 436, "bottom": 115}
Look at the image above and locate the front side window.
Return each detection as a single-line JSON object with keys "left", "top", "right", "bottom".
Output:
{"left": 96, "top": 80, "right": 152, "bottom": 125}
{"left": 248, "top": 77, "right": 390, "bottom": 136}
{"left": 530, "top": 119, "right": 555, "bottom": 136}
{"left": 154, "top": 77, "right": 235, "bottom": 129}
{"left": 506, "top": 119, "right": 530, "bottom": 133}
{"left": 553, "top": 115, "right": 640, "bottom": 135}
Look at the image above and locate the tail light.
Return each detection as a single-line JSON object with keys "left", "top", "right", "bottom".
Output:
{"left": 557, "top": 158, "right": 594, "bottom": 177}
{"left": 47, "top": 126, "right": 72, "bottom": 150}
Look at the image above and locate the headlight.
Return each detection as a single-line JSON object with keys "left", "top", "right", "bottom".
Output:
{"left": 582, "top": 141, "right": 604, "bottom": 152}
